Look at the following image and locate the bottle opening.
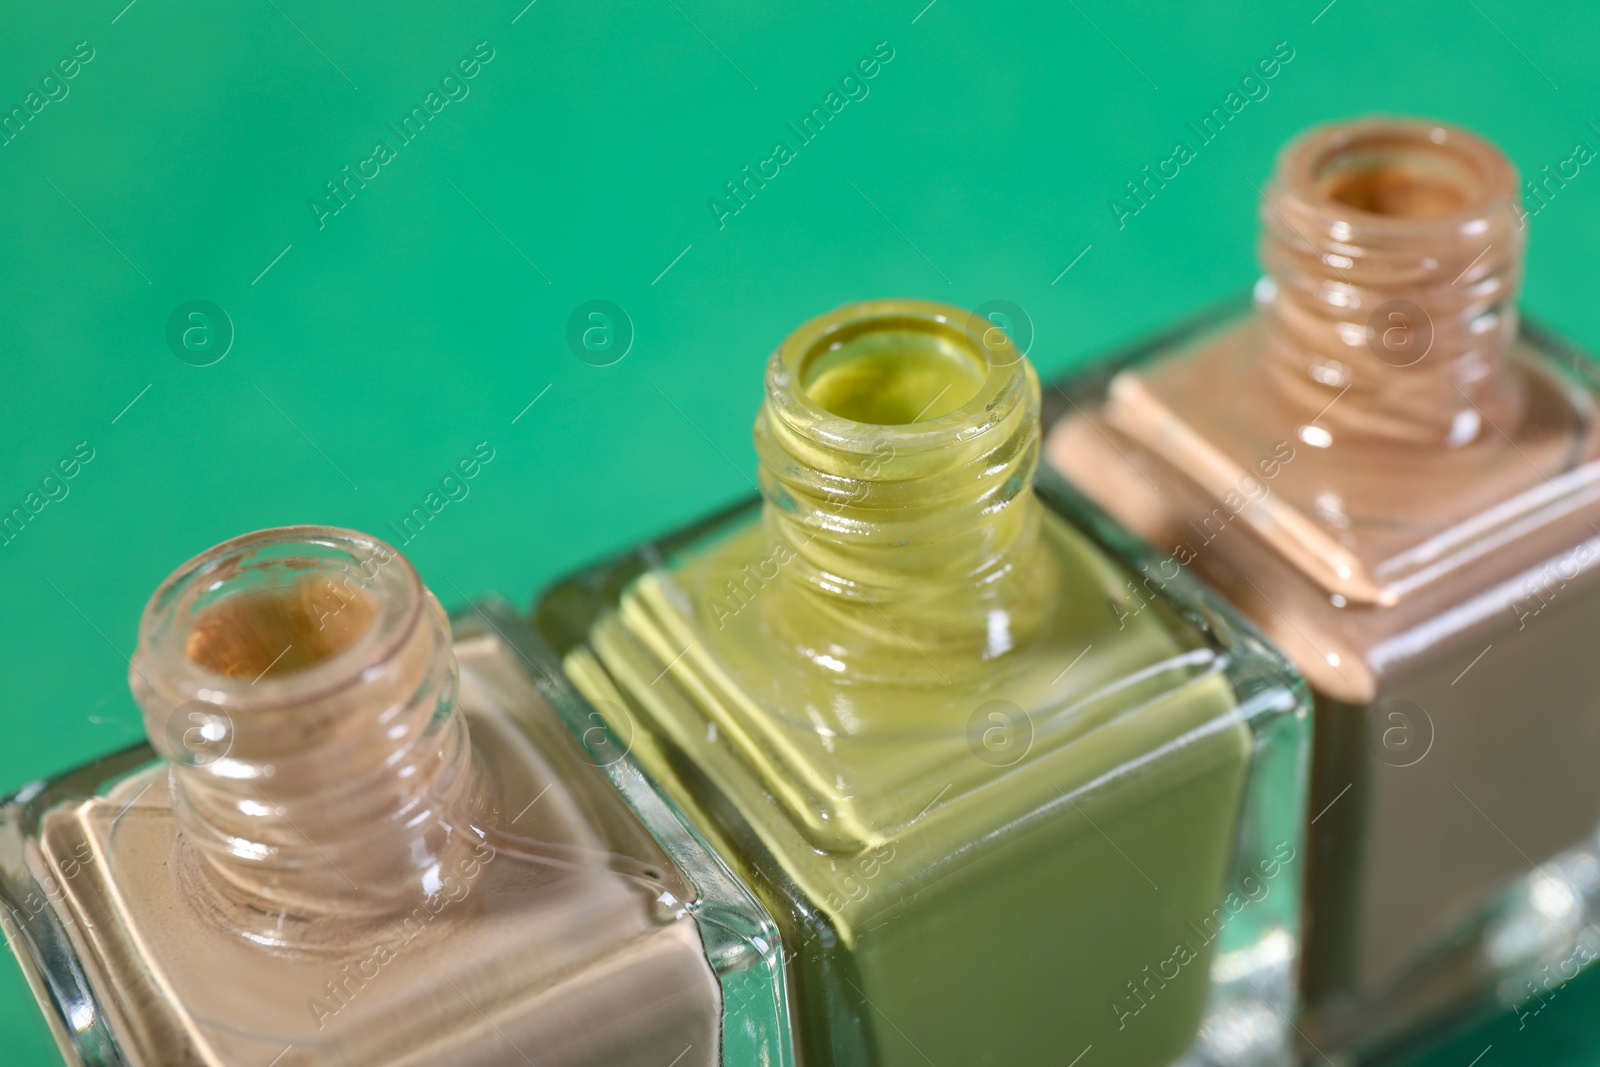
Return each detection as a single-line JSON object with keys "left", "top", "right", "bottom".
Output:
{"left": 132, "top": 527, "right": 466, "bottom": 929}
{"left": 1313, "top": 131, "right": 1484, "bottom": 219}
{"left": 1255, "top": 117, "right": 1526, "bottom": 452}
{"left": 800, "top": 316, "right": 987, "bottom": 425}
{"left": 139, "top": 527, "right": 415, "bottom": 706}
{"left": 758, "top": 300, "right": 1046, "bottom": 680}
{"left": 186, "top": 573, "right": 379, "bottom": 680}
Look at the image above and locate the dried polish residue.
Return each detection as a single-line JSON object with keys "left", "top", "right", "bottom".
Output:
{"left": 185, "top": 574, "right": 377, "bottom": 680}
{"left": 1315, "top": 137, "right": 1476, "bottom": 219}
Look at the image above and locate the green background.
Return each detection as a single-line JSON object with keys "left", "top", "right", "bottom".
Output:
{"left": 2, "top": 0, "right": 1597, "bottom": 1062}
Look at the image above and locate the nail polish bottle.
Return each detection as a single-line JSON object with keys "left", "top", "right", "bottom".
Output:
{"left": 1046, "top": 117, "right": 1600, "bottom": 1055}
{"left": 0, "top": 526, "right": 792, "bottom": 1066}
{"left": 534, "top": 300, "right": 1310, "bottom": 1066}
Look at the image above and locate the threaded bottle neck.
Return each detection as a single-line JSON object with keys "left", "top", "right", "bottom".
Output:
{"left": 753, "top": 300, "right": 1055, "bottom": 682}
{"left": 130, "top": 526, "right": 478, "bottom": 935}
{"left": 1257, "top": 117, "right": 1526, "bottom": 447}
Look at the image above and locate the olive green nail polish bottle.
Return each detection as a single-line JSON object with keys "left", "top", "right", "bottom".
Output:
{"left": 535, "top": 300, "right": 1311, "bottom": 1066}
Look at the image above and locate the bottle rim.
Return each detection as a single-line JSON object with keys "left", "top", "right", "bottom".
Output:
{"left": 1272, "top": 114, "right": 1521, "bottom": 237}
{"left": 134, "top": 524, "right": 422, "bottom": 712}
{"left": 765, "top": 298, "right": 1030, "bottom": 454}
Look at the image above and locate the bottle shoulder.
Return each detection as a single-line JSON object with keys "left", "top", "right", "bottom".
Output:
{"left": 1047, "top": 300, "right": 1600, "bottom": 699}
{"left": 545, "top": 497, "right": 1292, "bottom": 918}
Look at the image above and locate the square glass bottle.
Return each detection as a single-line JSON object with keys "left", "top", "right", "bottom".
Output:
{"left": 534, "top": 300, "right": 1310, "bottom": 1066}
{"left": 0, "top": 526, "right": 792, "bottom": 1067}
{"left": 1046, "top": 117, "right": 1600, "bottom": 1056}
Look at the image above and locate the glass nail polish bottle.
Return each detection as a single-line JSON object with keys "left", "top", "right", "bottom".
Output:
{"left": 1047, "top": 116, "right": 1600, "bottom": 1055}
{"left": 534, "top": 300, "right": 1310, "bottom": 1067}
{"left": 0, "top": 526, "right": 792, "bottom": 1066}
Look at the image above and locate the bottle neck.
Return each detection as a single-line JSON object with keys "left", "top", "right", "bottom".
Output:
{"left": 1257, "top": 118, "right": 1526, "bottom": 447}
{"left": 131, "top": 527, "right": 478, "bottom": 936}
{"left": 753, "top": 300, "right": 1055, "bottom": 683}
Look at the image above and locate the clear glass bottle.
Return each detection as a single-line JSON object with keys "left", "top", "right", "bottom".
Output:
{"left": 1046, "top": 116, "right": 1600, "bottom": 1056}
{"left": 0, "top": 526, "right": 792, "bottom": 1067}
{"left": 534, "top": 299, "right": 1311, "bottom": 1066}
